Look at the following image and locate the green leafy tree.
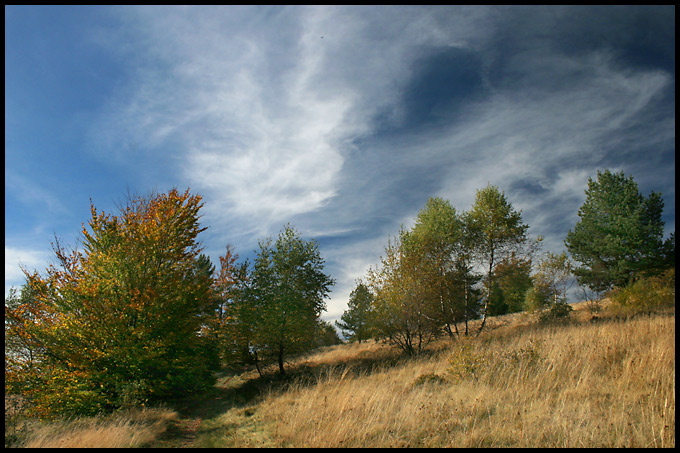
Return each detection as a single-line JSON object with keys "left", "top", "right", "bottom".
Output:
{"left": 468, "top": 185, "right": 529, "bottom": 334}
{"left": 5, "top": 189, "right": 219, "bottom": 417}
{"left": 367, "top": 230, "right": 440, "bottom": 355}
{"left": 525, "top": 251, "right": 573, "bottom": 315}
{"left": 314, "top": 320, "right": 343, "bottom": 348}
{"left": 447, "top": 254, "right": 484, "bottom": 336}
{"left": 565, "top": 170, "right": 670, "bottom": 291}
{"left": 336, "top": 281, "right": 374, "bottom": 343}
{"left": 535, "top": 252, "right": 573, "bottom": 305}
{"left": 490, "top": 253, "right": 534, "bottom": 315}
{"left": 404, "top": 197, "right": 464, "bottom": 337}
{"left": 487, "top": 281, "right": 508, "bottom": 317}
{"left": 248, "top": 224, "right": 335, "bottom": 375}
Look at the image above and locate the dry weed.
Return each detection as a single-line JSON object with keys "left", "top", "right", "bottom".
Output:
{"left": 20, "top": 407, "right": 178, "bottom": 448}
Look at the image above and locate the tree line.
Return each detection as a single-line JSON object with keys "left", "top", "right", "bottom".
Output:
{"left": 5, "top": 170, "right": 674, "bottom": 417}
{"left": 5, "top": 189, "right": 336, "bottom": 417}
{"left": 336, "top": 170, "right": 674, "bottom": 352}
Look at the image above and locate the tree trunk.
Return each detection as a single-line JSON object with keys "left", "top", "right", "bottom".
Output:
{"left": 253, "top": 350, "right": 263, "bottom": 378}
{"left": 477, "top": 251, "right": 494, "bottom": 336}
{"left": 278, "top": 342, "right": 285, "bottom": 375}
{"left": 464, "top": 282, "right": 469, "bottom": 336}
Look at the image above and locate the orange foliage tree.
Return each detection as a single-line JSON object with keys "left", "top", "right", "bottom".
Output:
{"left": 5, "top": 189, "right": 219, "bottom": 417}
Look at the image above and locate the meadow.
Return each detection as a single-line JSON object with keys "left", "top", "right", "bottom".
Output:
{"left": 6, "top": 301, "right": 675, "bottom": 448}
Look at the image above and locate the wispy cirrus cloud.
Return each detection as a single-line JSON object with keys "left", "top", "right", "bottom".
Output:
{"left": 5, "top": 246, "right": 52, "bottom": 296}
{"left": 79, "top": 5, "right": 673, "bottom": 316}
{"left": 90, "top": 6, "right": 493, "bottom": 242}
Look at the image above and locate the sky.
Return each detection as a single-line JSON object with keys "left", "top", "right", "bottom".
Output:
{"left": 5, "top": 5, "right": 675, "bottom": 322}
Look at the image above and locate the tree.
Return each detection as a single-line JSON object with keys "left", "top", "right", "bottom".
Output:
{"left": 336, "top": 281, "right": 374, "bottom": 343}
{"left": 314, "top": 320, "right": 343, "bottom": 348}
{"left": 447, "top": 253, "right": 484, "bottom": 336}
{"left": 405, "top": 197, "right": 464, "bottom": 337}
{"left": 211, "top": 245, "right": 253, "bottom": 366}
{"left": 367, "top": 230, "right": 441, "bottom": 355}
{"left": 535, "top": 251, "right": 573, "bottom": 305}
{"left": 565, "top": 170, "right": 669, "bottom": 291}
{"left": 5, "top": 189, "right": 219, "bottom": 417}
{"left": 468, "top": 185, "right": 529, "bottom": 334}
{"left": 490, "top": 252, "right": 533, "bottom": 315}
{"left": 247, "top": 224, "right": 335, "bottom": 375}
{"left": 525, "top": 251, "right": 573, "bottom": 314}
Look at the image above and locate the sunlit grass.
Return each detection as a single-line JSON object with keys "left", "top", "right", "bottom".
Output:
{"left": 213, "top": 309, "right": 675, "bottom": 447}
{"left": 7, "top": 302, "right": 674, "bottom": 448}
{"left": 11, "top": 407, "right": 178, "bottom": 448}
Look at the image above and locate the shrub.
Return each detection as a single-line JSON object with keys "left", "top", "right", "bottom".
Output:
{"left": 538, "top": 302, "right": 574, "bottom": 324}
{"left": 609, "top": 268, "right": 675, "bottom": 315}
{"left": 412, "top": 373, "right": 447, "bottom": 387}
{"left": 447, "top": 342, "right": 486, "bottom": 383}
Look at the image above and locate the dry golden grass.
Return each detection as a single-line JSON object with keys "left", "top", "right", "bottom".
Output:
{"left": 201, "top": 308, "right": 674, "bottom": 448}
{"left": 15, "top": 407, "right": 178, "bottom": 448}
{"left": 8, "top": 303, "right": 675, "bottom": 448}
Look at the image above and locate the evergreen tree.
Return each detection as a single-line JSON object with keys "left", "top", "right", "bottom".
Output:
{"left": 336, "top": 282, "right": 374, "bottom": 343}
{"left": 565, "top": 170, "right": 669, "bottom": 291}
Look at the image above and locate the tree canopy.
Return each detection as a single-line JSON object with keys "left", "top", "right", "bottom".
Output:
{"left": 468, "top": 185, "right": 529, "bottom": 334}
{"left": 245, "top": 224, "right": 335, "bottom": 374}
{"left": 5, "top": 189, "right": 219, "bottom": 416}
{"left": 565, "top": 169, "right": 670, "bottom": 291}
{"left": 335, "top": 282, "right": 374, "bottom": 343}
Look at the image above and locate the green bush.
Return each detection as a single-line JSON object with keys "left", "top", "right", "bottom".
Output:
{"left": 538, "top": 302, "right": 574, "bottom": 324}
{"left": 447, "top": 342, "right": 486, "bottom": 383}
{"left": 609, "top": 268, "right": 675, "bottom": 315}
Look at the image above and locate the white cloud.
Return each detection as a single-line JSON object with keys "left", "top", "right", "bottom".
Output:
{"left": 90, "top": 6, "right": 495, "bottom": 241}
{"left": 82, "top": 6, "right": 673, "bottom": 316}
{"left": 5, "top": 246, "right": 51, "bottom": 296}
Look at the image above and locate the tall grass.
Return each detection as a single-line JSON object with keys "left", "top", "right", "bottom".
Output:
{"left": 8, "top": 305, "right": 674, "bottom": 448}
{"left": 211, "top": 313, "right": 674, "bottom": 448}
{"left": 7, "top": 407, "right": 178, "bottom": 448}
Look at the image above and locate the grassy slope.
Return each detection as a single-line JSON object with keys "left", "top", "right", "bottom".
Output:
{"left": 9, "top": 302, "right": 675, "bottom": 448}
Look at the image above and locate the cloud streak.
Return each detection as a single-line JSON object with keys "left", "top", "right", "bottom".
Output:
{"left": 73, "top": 6, "right": 674, "bottom": 317}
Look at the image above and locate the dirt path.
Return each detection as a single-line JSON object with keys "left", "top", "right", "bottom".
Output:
{"left": 154, "top": 417, "right": 203, "bottom": 448}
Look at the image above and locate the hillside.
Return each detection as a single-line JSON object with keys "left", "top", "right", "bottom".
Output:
{"left": 8, "top": 302, "right": 675, "bottom": 448}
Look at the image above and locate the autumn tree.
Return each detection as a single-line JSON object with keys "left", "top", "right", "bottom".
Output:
{"left": 336, "top": 281, "right": 374, "bottom": 343}
{"left": 211, "top": 245, "right": 252, "bottom": 365}
{"left": 246, "top": 224, "right": 334, "bottom": 375}
{"left": 367, "top": 230, "right": 441, "bottom": 355}
{"left": 565, "top": 170, "right": 671, "bottom": 291}
{"left": 404, "top": 197, "right": 464, "bottom": 337}
{"left": 5, "top": 189, "right": 218, "bottom": 417}
{"left": 468, "top": 185, "right": 529, "bottom": 334}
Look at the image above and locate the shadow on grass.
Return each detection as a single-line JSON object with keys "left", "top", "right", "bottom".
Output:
{"left": 163, "top": 343, "right": 431, "bottom": 422}
{"left": 147, "top": 341, "right": 451, "bottom": 447}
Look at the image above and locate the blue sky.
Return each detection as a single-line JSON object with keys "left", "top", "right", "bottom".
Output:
{"left": 5, "top": 5, "right": 675, "bottom": 321}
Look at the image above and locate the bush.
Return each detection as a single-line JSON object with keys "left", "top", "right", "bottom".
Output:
{"left": 609, "top": 268, "right": 675, "bottom": 315}
{"left": 524, "top": 285, "right": 551, "bottom": 313}
{"left": 412, "top": 373, "right": 447, "bottom": 387}
{"left": 538, "top": 302, "right": 574, "bottom": 324}
{"left": 447, "top": 342, "right": 487, "bottom": 383}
